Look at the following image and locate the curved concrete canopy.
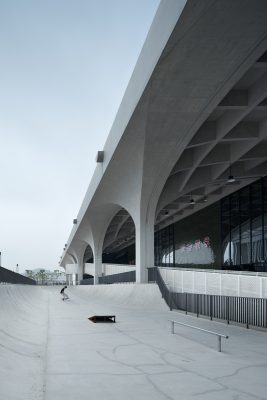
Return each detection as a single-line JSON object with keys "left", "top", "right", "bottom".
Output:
{"left": 103, "top": 208, "right": 135, "bottom": 254}
{"left": 156, "top": 62, "right": 267, "bottom": 230}
{"left": 83, "top": 244, "right": 94, "bottom": 263}
{"left": 60, "top": 0, "right": 267, "bottom": 280}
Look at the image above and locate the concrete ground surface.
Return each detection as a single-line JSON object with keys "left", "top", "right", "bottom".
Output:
{"left": 0, "top": 283, "right": 267, "bottom": 400}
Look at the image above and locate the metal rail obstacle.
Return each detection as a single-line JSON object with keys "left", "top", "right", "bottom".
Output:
{"left": 170, "top": 320, "right": 229, "bottom": 352}
{"left": 148, "top": 267, "right": 267, "bottom": 329}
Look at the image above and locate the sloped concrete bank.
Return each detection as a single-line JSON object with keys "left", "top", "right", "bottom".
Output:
{"left": 0, "top": 284, "right": 48, "bottom": 399}
{"left": 1, "top": 283, "right": 267, "bottom": 400}
{"left": 75, "top": 283, "right": 168, "bottom": 310}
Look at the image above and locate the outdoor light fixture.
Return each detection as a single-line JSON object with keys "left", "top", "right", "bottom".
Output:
{"left": 227, "top": 174, "right": 236, "bottom": 183}
{"left": 73, "top": 219, "right": 77, "bottom": 224}
{"left": 227, "top": 163, "right": 235, "bottom": 183}
{"left": 189, "top": 192, "right": 195, "bottom": 205}
{"left": 203, "top": 197, "right": 208, "bottom": 202}
{"left": 96, "top": 151, "right": 104, "bottom": 163}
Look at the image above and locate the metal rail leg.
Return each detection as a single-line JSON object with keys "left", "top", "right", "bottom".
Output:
{"left": 218, "top": 335, "right": 221, "bottom": 352}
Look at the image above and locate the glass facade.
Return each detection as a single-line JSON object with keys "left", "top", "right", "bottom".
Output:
{"left": 221, "top": 177, "right": 267, "bottom": 271}
{"left": 154, "top": 225, "right": 175, "bottom": 268}
{"left": 155, "top": 202, "right": 221, "bottom": 269}
{"left": 154, "top": 177, "right": 267, "bottom": 272}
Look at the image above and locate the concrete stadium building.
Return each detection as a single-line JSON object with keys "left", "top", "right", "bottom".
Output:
{"left": 60, "top": 0, "right": 267, "bottom": 299}
{"left": 3, "top": 2, "right": 267, "bottom": 398}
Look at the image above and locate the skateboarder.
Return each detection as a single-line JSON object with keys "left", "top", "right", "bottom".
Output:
{"left": 60, "top": 286, "right": 69, "bottom": 301}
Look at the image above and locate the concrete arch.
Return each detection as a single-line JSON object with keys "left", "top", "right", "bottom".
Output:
{"left": 66, "top": 252, "right": 77, "bottom": 264}
{"left": 76, "top": 202, "right": 136, "bottom": 283}
{"left": 64, "top": 239, "right": 92, "bottom": 283}
{"left": 83, "top": 244, "right": 94, "bottom": 264}
{"left": 82, "top": 243, "right": 94, "bottom": 279}
{"left": 61, "top": 1, "right": 267, "bottom": 283}
{"left": 102, "top": 206, "right": 136, "bottom": 266}
{"left": 63, "top": 252, "right": 77, "bottom": 267}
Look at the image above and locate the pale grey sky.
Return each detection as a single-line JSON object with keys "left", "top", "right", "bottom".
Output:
{"left": 0, "top": 0, "right": 160, "bottom": 273}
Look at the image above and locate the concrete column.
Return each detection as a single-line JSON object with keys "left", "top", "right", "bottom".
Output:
{"left": 93, "top": 249, "right": 102, "bottom": 285}
{"left": 135, "top": 218, "right": 154, "bottom": 283}
{"left": 77, "top": 262, "right": 84, "bottom": 284}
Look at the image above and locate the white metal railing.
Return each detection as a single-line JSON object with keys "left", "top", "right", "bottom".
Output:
{"left": 160, "top": 267, "right": 267, "bottom": 298}
{"left": 170, "top": 320, "right": 229, "bottom": 352}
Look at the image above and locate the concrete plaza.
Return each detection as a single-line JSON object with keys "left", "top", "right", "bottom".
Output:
{"left": 0, "top": 283, "right": 267, "bottom": 400}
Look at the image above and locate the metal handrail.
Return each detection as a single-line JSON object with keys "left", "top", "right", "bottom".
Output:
{"left": 170, "top": 320, "right": 229, "bottom": 352}
{"left": 149, "top": 267, "right": 267, "bottom": 329}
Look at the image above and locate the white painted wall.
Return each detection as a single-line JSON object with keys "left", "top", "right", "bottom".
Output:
{"left": 159, "top": 267, "right": 267, "bottom": 298}
{"left": 66, "top": 264, "right": 79, "bottom": 274}
{"left": 84, "top": 263, "right": 135, "bottom": 277}
{"left": 103, "top": 264, "right": 136, "bottom": 276}
{"left": 84, "top": 263, "right": 94, "bottom": 276}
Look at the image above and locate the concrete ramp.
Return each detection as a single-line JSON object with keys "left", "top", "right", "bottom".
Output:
{"left": 0, "top": 284, "right": 48, "bottom": 400}
{"left": 75, "top": 283, "right": 168, "bottom": 310}
{"left": 1, "top": 283, "right": 267, "bottom": 400}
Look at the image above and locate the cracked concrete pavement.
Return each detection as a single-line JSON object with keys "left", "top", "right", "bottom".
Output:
{"left": 0, "top": 283, "right": 267, "bottom": 400}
